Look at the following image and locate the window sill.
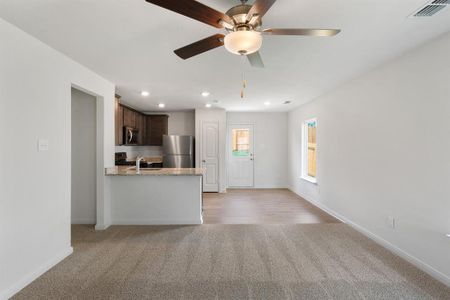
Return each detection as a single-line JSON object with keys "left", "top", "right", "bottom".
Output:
{"left": 301, "top": 175, "right": 317, "bottom": 184}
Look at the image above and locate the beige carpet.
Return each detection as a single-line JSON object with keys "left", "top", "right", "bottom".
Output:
{"left": 14, "top": 224, "right": 450, "bottom": 299}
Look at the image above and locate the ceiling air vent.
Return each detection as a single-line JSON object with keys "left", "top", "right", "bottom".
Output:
{"left": 431, "top": 0, "right": 450, "bottom": 4}
{"left": 412, "top": 0, "right": 449, "bottom": 17}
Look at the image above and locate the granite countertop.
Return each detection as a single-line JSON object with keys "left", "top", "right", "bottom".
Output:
{"left": 105, "top": 166, "right": 204, "bottom": 176}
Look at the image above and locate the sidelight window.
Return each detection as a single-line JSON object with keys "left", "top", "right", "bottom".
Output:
{"left": 301, "top": 118, "right": 317, "bottom": 183}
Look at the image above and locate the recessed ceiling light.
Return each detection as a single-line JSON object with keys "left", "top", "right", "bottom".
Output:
{"left": 141, "top": 91, "right": 150, "bottom": 97}
{"left": 446, "top": 234, "right": 450, "bottom": 238}
{"left": 205, "top": 103, "right": 212, "bottom": 108}
{"left": 264, "top": 101, "right": 271, "bottom": 106}
{"left": 201, "top": 91, "right": 210, "bottom": 97}
{"left": 158, "top": 103, "right": 165, "bottom": 108}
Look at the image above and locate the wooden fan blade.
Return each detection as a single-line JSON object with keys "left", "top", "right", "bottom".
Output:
{"left": 145, "top": 0, "right": 233, "bottom": 29}
{"left": 246, "top": 0, "right": 277, "bottom": 21}
{"left": 247, "top": 51, "right": 264, "bottom": 68}
{"left": 174, "top": 34, "right": 225, "bottom": 59}
{"left": 263, "top": 28, "right": 341, "bottom": 37}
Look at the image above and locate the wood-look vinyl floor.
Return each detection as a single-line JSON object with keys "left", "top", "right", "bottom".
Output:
{"left": 202, "top": 189, "right": 340, "bottom": 224}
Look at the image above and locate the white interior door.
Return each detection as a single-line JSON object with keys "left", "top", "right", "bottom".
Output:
{"left": 201, "top": 121, "right": 219, "bottom": 192}
{"left": 228, "top": 124, "right": 254, "bottom": 187}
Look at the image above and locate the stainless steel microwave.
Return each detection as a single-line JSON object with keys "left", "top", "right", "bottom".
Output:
{"left": 123, "top": 126, "right": 139, "bottom": 145}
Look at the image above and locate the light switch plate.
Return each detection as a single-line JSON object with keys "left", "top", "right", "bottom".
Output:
{"left": 38, "top": 139, "right": 49, "bottom": 151}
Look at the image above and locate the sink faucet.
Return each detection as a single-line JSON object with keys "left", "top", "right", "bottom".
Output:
{"left": 136, "top": 156, "right": 144, "bottom": 174}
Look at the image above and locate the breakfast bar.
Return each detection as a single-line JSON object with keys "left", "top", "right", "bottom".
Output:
{"left": 106, "top": 166, "right": 204, "bottom": 225}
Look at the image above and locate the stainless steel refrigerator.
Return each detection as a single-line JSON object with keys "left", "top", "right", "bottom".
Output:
{"left": 162, "top": 135, "right": 194, "bottom": 168}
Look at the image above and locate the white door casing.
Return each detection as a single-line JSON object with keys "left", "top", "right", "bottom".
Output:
{"left": 201, "top": 121, "right": 219, "bottom": 192}
{"left": 228, "top": 124, "right": 254, "bottom": 187}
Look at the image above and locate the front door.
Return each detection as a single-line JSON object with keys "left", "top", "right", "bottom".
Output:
{"left": 228, "top": 124, "right": 254, "bottom": 187}
{"left": 201, "top": 121, "right": 219, "bottom": 192}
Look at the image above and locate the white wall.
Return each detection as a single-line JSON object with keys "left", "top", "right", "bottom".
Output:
{"left": 71, "top": 88, "right": 97, "bottom": 224}
{"left": 195, "top": 108, "right": 227, "bottom": 193}
{"left": 288, "top": 32, "right": 450, "bottom": 285}
{"left": 227, "top": 112, "right": 288, "bottom": 188}
{"left": 0, "top": 18, "right": 115, "bottom": 299}
{"left": 115, "top": 146, "right": 163, "bottom": 160}
{"left": 167, "top": 111, "right": 195, "bottom": 136}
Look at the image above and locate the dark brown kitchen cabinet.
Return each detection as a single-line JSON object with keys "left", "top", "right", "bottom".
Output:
{"left": 123, "top": 106, "right": 137, "bottom": 128}
{"left": 146, "top": 115, "right": 168, "bottom": 146}
{"left": 115, "top": 97, "right": 168, "bottom": 146}
{"left": 136, "top": 113, "right": 146, "bottom": 145}
{"left": 115, "top": 96, "right": 124, "bottom": 146}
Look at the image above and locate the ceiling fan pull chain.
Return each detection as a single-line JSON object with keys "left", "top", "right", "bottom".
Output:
{"left": 241, "top": 68, "right": 247, "bottom": 99}
{"left": 241, "top": 72, "right": 245, "bottom": 99}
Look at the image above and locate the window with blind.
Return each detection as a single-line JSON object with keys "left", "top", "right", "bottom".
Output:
{"left": 301, "top": 118, "right": 317, "bottom": 183}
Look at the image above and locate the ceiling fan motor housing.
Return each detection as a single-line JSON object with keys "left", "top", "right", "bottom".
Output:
{"left": 225, "top": 4, "right": 262, "bottom": 31}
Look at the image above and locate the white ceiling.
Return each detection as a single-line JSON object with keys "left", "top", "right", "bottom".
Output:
{"left": 1, "top": 0, "right": 449, "bottom": 112}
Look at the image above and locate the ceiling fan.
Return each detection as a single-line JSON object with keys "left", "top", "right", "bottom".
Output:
{"left": 144, "top": 0, "right": 341, "bottom": 68}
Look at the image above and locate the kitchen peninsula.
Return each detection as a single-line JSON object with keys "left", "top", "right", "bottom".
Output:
{"left": 106, "top": 166, "right": 204, "bottom": 225}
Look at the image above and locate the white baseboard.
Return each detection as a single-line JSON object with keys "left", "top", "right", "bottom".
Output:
{"left": 289, "top": 188, "right": 450, "bottom": 287}
{"left": 227, "top": 186, "right": 289, "bottom": 189}
{"left": 112, "top": 219, "right": 202, "bottom": 225}
{"left": 71, "top": 218, "right": 95, "bottom": 225}
{"left": 95, "top": 223, "right": 110, "bottom": 230}
{"left": 1, "top": 247, "right": 73, "bottom": 300}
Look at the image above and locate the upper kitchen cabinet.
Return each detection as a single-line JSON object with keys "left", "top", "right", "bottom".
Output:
{"left": 136, "top": 113, "right": 146, "bottom": 145}
{"left": 114, "top": 97, "right": 167, "bottom": 146}
{"left": 123, "top": 106, "right": 137, "bottom": 128}
{"left": 146, "top": 115, "right": 168, "bottom": 146}
{"left": 115, "top": 96, "right": 124, "bottom": 146}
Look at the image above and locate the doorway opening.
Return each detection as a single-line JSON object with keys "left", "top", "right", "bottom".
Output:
{"left": 71, "top": 88, "right": 97, "bottom": 226}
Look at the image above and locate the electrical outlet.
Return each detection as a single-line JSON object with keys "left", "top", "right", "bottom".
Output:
{"left": 386, "top": 216, "right": 396, "bottom": 229}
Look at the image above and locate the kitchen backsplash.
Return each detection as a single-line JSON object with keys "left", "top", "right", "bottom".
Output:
{"left": 115, "top": 146, "right": 163, "bottom": 160}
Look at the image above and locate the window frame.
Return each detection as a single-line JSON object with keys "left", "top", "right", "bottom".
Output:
{"left": 301, "top": 118, "right": 318, "bottom": 184}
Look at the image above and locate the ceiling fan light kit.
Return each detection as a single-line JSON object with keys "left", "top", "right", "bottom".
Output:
{"left": 224, "top": 30, "right": 262, "bottom": 55}
{"left": 144, "top": 0, "right": 341, "bottom": 68}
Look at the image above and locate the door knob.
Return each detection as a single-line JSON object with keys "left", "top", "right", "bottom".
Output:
{"left": 202, "top": 160, "right": 206, "bottom": 163}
